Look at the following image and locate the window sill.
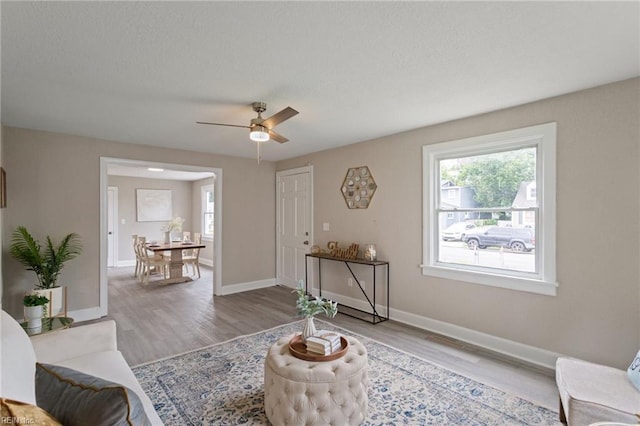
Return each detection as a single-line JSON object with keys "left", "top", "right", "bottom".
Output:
{"left": 421, "top": 265, "right": 557, "bottom": 296}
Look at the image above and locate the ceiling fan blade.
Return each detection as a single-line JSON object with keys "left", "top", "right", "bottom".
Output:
{"left": 268, "top": 129, "right": 289, "bottom": 143}
{"left": 196, "top": 121, "right": 250, "bottom": 129}
{"left": 262, "top": 107, "right": 299, "bottom": 129}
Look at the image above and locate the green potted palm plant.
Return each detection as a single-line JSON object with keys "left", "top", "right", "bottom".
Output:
{"left": 23, "top": 293, "right": 49, "bottom": 329}
{"left": 10, "top": 226, "right": 82, "bottom": 317}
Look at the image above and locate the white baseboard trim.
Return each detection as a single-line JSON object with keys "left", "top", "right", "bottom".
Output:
{"left": 314, "top": 288, "right": 389, "bottom": 317}
{"left": 218, "top": 278, "right": 276, "bottom": 296}
{"left": 117, "top": 259, "right": 214, "bottom": 268}
{"left": 199, "top": 258, "right": 214, "bottom": 267}
{"left": 315, "top": 288, "right": 559, "bottom": 371}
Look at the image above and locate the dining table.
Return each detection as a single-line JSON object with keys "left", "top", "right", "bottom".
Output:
{"left": 145, "top": 241, "right": 206, "bottom": 285}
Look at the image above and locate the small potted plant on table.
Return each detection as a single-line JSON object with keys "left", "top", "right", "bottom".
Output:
{"left": 293, "top": 281, "right": 338, "bottom": 341}
{"left": 23, "top": 293, "right": 49, "bottom": 329}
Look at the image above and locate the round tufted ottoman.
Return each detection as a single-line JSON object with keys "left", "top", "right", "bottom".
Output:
{"left": 264, "top": 334, "right": 369, "bottom": 426}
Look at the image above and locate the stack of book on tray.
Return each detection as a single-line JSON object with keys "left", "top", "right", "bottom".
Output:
{"left": 305, "top": 330, "right": 342, "bottom": 356}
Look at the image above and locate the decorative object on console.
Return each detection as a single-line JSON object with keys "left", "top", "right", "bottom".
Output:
{"left": 340, "top": 166, "right": 377, "bottom": 209}
{"left": 293, "top": 281, "right": 337, "bottom": 342}
{"left": 329, "top": 242, "right": 359, "bottom": 259}
{"left": 10, "top": 226, "right": 81, "bottom": 317}
{"left": 310, "top": 244, "right": 322, "bottom": 254}
{"left": 23, "top": 294, "right": 49, "bottom": 329}
{"left": 363, "top": 243, "right": 377, "bottom": 261}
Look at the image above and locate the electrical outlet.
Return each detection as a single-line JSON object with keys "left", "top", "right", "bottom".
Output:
{"left": 361, "top": 280, "right": 366, "bottom": 290}
{"left": 347, "top": 278, "right": 354, "bottom": 287}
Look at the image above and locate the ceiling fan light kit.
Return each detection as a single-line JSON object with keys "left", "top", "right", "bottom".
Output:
{"left": 197, "top": 101, "right": 299, "bottom": 163}
{"left": 250, "top": 125, "right": 270, "bottom": 142}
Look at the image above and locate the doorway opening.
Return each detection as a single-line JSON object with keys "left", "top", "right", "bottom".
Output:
{"left": 99, "top": 157, "right": 223, "bottom": 317}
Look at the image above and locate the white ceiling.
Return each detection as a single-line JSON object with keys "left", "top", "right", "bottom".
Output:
{"left": 107, "top": 163, "right": 214, "bottom": 181}
{"left": 2, "top": 1, "right": 639, "bottom": 162}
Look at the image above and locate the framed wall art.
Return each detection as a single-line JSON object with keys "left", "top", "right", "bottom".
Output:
{"left": 136, "top": 189, "right": 173, "bottom": 222}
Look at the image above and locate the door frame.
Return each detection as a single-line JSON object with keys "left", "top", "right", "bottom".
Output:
{"left": 107, "top": 186, "right": 119, "bottom": 267}
{"left": 99, "top": 157, "right": 223, "bottom": 317}
{"left": 275, "top": 165, "right": 314, "bottom": 288}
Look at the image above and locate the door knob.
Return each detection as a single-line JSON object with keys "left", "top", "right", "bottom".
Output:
{"left": 303, "top": 240, "right": 309, "bottom": 245}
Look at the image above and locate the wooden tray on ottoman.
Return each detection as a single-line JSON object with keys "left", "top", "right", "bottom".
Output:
{"left": 288, "top": 334, "right": 349, "bottom": 362}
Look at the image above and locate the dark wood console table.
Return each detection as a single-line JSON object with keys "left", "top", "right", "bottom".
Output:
{"left": 305, "top": 253, "right": 389, "bottom": 324}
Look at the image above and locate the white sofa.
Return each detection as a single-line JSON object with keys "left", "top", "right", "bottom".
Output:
{"left": 556, "top": 357, "right": 640, "bottom": 425}
{"left": 1, "top": 310, "right": 163, "bottom": 425}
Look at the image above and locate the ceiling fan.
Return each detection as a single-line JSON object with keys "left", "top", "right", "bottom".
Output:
{"left": 197, "top": 101, "right": 298, "bottom": 143}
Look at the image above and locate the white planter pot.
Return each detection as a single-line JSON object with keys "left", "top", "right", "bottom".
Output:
{"left": 24, "top": 305, "right": 44, "bottom": 329}
{"left": 32, "top": 286, "right": 66, "bottom": 317}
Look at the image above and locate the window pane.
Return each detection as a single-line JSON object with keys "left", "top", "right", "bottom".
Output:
{"left": 204, "top": 212, "right": 214, "bottom": 236}
{"left": 438, "top": 212, "right": 536, "bottom": 274}
{"left": 439, "top": 147, "right": 536, "bottom": 209}
{"left": 201, "top": 185, "right": 214, "bottom": 237}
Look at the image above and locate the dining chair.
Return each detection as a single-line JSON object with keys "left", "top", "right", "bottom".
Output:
{"left": 131, "top": 234, "right": 140, "bottom": 277}
{"left": 182, "top": 233, "right": 202, "bottom": 278}
{"left": 135, "top": 236, "right": 147, "bottom": 279}
{"left": 138, "top": 242, "right": 169, "bottom": 285}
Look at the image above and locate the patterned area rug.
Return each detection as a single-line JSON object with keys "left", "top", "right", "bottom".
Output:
{"left": 132, "top": 320, "right": 560, "bottom": 425}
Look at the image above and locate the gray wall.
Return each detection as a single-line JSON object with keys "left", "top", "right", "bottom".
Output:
{"left": 2, "top": 127, "right": 276, "bottom": 316}
{"left": 277, "top": 77, "right": 640, "bottom": 369}
{"left": 107, "top": 175, "right": 194, "bottom": 263}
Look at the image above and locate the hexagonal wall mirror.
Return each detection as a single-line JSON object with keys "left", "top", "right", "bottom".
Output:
{"left": 340, "top": 166, "right": 377, "bottom": 209}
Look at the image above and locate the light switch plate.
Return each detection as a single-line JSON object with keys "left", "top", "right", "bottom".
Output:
{"left": 323, "top": 222, "right": 330, "bottom": 231}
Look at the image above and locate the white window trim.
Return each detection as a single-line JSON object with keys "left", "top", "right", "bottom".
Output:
{"left": 201, "top": 184, "right": 214, "bottom": 239}
{"left": 422, "top": 122, "right": 557, "bottom": 296}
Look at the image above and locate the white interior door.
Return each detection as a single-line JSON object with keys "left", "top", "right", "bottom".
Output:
{"left": 277, "top": 167, "right": 313, "bottom": 289}
{"left": 107, "top": 186, "right": 118, "bottom": 267}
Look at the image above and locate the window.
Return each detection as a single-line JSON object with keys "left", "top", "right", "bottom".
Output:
{"left": 422, "top": 123, "right": 557, "bottom": 295}
{"left": 201, "top": 184, "right": 214, "bottom": 238}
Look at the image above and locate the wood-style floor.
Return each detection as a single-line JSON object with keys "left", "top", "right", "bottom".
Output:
{"left": 101, "top": 265, "right": 558, "bottom": 412}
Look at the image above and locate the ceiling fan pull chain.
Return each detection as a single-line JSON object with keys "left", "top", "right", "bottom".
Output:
{"left": 257, "top": 141, "right": 261, "bottom": 164}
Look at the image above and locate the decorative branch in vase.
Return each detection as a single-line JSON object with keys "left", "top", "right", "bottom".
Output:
{"left": 293, "top": 280, "right": 338, "bottom": 342}
{"left": 161, "top": 217, "right": 184, "bottom": 243}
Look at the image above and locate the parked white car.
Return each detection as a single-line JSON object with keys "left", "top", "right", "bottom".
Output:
{"left": 441, "top": 222, "right": 476, "bottom": 241}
